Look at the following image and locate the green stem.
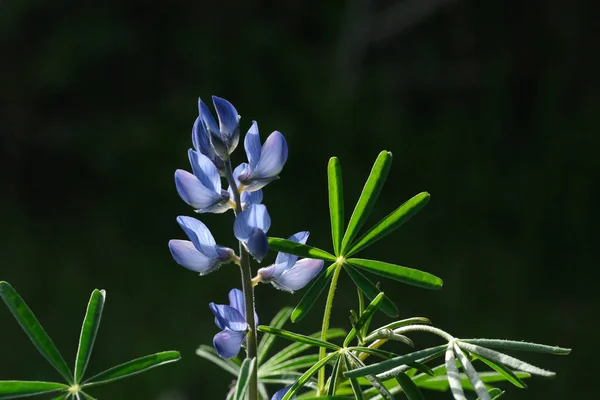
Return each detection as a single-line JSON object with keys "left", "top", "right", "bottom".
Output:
{"left": 317, "top": 260, "right": 343, "bottom": 395}
{"left": 225, "top": 162, "right": 258, "bottom": 400}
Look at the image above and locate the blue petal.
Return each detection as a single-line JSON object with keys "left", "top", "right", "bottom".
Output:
{"left": 257, "top": 265, "right": 277, "bottom": 280}
{"left": 213, "top": 328, "right": 246, "bottom": 359}
{"left": 169, "top": 240, "right": 222, "bottom": 275}
{"left": 244, "top": 121, "right": 261, "bottom": 169}
{"left": 209, "top": 303, "right": 247, "bottom": 332}
{"left": 239, "top": 177, "right": 279, "bottom": 193}
{"left": 275, "top": 231, "right": 310, "bottom": 270}
{"left": 175, "top": 170, "right": 223, "bottom": 210}
{"left": 272, "top": 386, "right": 294, "bottom": 400}
{"left": 251, "top": 131, "right": 288, "bottom": 180}
{"left": 199, "top": 98, "right": 219, "bottom": 136}
{"left": 176, "top": 215, "right": 224, "bottom": 259}
{"left": 228, "top": 288, "right": 245, "bottom": 317}
{"left": 245, "top": 228, "right": 269, "bottom": 262}
{"left": 213, "top": 96, "right": 240, "bottom": 145}
{"left": 241, "top": 189, "right": 263, "bottom": 209}
{"left": 271, "top": 258, "right": 324, "bottom": 293}
{"left": 192, "top": 115, "right": 211, "bottom": 156}
{"left": 188, "top": 149, "right": 221, "bottom": 192}
{"left": 233, "top": 204, "right": 271, "bottom": 241}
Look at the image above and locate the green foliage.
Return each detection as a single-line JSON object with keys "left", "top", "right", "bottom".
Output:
{"left": 0, "top": 282, "right": 180, "bottom": 399}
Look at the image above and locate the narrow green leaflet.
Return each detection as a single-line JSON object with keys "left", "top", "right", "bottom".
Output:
{"left": 345, "top": 345, "right": 447, "bottom": 378}
{"left": 82, "top": 351, "right": 181, "bottom": 386}
{"left": 258, "top": 307, "right": 293, "bottom": 364}
{"left": 50, "top": 394, "right": 71, "bottom": 400}
{"left": 348, "top": 259, "right": 443, "bottom": 290}
{"left": 460, "top": 339, "right": 571, "bottom": 355}
{"left": 346, "top": 353, "right": 393, "bottom": 400}
{"left": 445, "top": 345, "right": 467, "bottom": 400}
{"left": 267, "top": 238, "right": 336, "bottom": 262}
{"left": 0, "top": 381, "right": 69, "bottom": 399}
{"left": 234, "top": 358, "right": 256, "bottom": 400}
{"left": 346, "top": 192, "right": 430, "bottom": 256}
{"left": 260, "top": 355, "right": 320, "bottom": 376}
{"left": 343, "top": 357, "right": 364, "bottom": 400}
{"left": 457, "top": 342, "right": 556, "bottom": 377}
{"left": 328, "top": 157, "right": 344, "bottom": 256}
{"left": 347, "top": 347, "right": 397, "bottom": 360}
{"left": 472, "top": 353, "right": 527, "bottom": 389}
{"left": 453, "top": 343, "right": 490, "bottom": 400}
{"left": 291, "top": 263, "right": 337, "bottom": 322}
{"left": 196, "top": 345, "right": 240, "bottom": 376}
{"left": 376, "top": 347, "right": 446, "bottom": 381}
{"left": 263, "top": 329, "right": 346, "bottom": 371}
{"left": 343, "top": 265, "right": 398, "bottom": 318}
{"left": 283, "top": 353, "right": 339, "bottom": 400}
{"left": 489, "top": 388, "right": 506, "bottom": 399}
{"left": 413, "top": 371, "right": 531, "bottom": 391}
{"left": 257, "top": 326, "right": 340, "bottom": 351}
{"left": 344, "top": 292, "right": 384, "bottom": 346}
{"left": 327, "top": 355, "right": 343, "bottom": 396}
{"left": 395, "top": 372, "right": 425, "bottom": 400}
{"left": 79, "top": 392, "right": 97, "bottom": 400}
{"left": 75, "top": 289, "right": 106, "bottom": 383}
{"left": 340, "top": 151, "right": 392, "bottom": 254}
{"left": 0, "top": 282, "right": 73, "bottom": 383}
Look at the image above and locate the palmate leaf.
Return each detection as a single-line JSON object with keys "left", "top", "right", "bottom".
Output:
{"left": 257, "top": 326, "right": 340, "bottom": 351}
{"left": 82, "top": 351, "right": 181, "bottom": 386}
{"left": 234, "top": 358, "right": 256, "bottom": 400}
{"left": 340, "top": 151, "right": 392, "bottom": 255}
{"left": 258, "top": 307, "right": 293, "bottom": 364}
{"left": 267, "top": 238, "right": 336, "bottom": 262}
{"left": 75, "top": 289, "right": 106, "bottom": 383}
{"left": 0, "top": 381, "right": 69, "bottom": 399}
{"left": 346, "top": 192, "right": 430, "bottom": 257}
{"left": 0, "top": 282, "right": 73, "bottom": 384}
{"left": 460, "top": 339, "right": 571, "bottom": 355}
{"left": 344, "top": 292, "right": 384, "bottom": 346}
{"left": 328, "top": 157, "right": 344, "bottom": 256}
{"left": 291, "top": 263, "right": 337, "bottom": 323}
{"left": 282, "top": 353, "right": 339, "bottom": 400}
{"left": 343, "top": 266, "right": 398, "bottom": 318}
{"left": 347, "top": 259, "right": 443, "bottom": 290}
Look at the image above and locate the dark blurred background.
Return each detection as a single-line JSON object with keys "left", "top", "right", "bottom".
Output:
{"left": 1, "top": 1, "right": 597, "bottom": 399}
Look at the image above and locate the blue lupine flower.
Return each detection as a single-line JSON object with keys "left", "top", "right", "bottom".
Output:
{"left": 197, "top": 96, "right": 240, "bottom": 160}
{"left": 210, "top": 289, "right": 258, "bottom": 358}
{"left": 257, "top": 232, "right": 324, "bottom": 293}
{"left": 272, "top": 386, "right": 294, "bottom": 400}
{"left": 234, "top": 204, "right": 271, "bottom": 262}
{"left": 169, "top": 216, "right": 234, "bottom": 274}
{"left": 175, "top": 149, "right": 232, "bottom": 213}
{"left": 238, "top": 121, "right": 288, "bottom": 192}
{"left": 229, "top": 162, "right": 263, "bottom": 210}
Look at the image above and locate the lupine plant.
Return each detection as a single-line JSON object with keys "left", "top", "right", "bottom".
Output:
{"left": 0, "top": 96, "right": 570, "bottom": 399}
{"left": 173, "top": 96, "right": 570, "bottom": 400}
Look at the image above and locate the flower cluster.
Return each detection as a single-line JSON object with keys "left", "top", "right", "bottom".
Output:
{"left": 169, "top": 96, "right": 323, "bottom": 358}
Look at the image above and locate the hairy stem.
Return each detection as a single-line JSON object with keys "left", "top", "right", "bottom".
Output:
{"left": 225, "top": 162, "right": 258, "bottom": 400}
{"left": 317, "top": 261, "right": 343, "bottom": 395}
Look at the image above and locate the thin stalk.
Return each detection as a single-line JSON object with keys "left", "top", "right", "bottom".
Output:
{"left": 225, "top": 161, "right": 258, "bottom": 400}
{"left": 317, "top": 260, "right": 343, "bottom": 395}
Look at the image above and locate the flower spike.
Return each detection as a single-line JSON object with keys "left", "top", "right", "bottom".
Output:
{"left": 257, "top": 232, "right": 324, "bottom": 292}
{"left": 238, "top": 121, "right": 288, "bottom": 192}
{"left": 198, "top": 96, "right": 240, "bottom": 160}
{"left": 169, "top": 216, "right": 234, "bottom": 274}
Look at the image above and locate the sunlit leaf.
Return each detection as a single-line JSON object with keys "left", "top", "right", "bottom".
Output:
{"left": 0, "top": 282, "right": 73, "bottom": 383}
{"left": 395, "top": 372, "right": 425, "bottom": 400}
{"left": 291, "top": 263, "right": 337, "bottom": 323}
{"left": 460, "top": 339, "right": 570, "bottom": 355}
{"left": 260, "top": 355, "right": 319, "bottom": 376}
{"left": 346, "top": 353, "right": 393, "bottom": 400}
{"left": 75, "top": 289, "right": 106, "bottom": 383}
{"left": 267, "top": 238, "right": 336, "bottom": 262}
{"left": 348, "top": 259, "right": 443, "bottom": 290}
{"left": 196, "top": 345, "right": 240, "bottom": 377}
{"left": 453, "top": 343, "right": 490, "bottom": 400}
{"left": 234, "top": 357, "right": 256, "bottom": 400}
{"left": 457, "top": 342, "right": 555, "bottom": 377}
{"left": 413, "top": 371, "right": 531, "bottom": 391}
{"left": 489, "top": 388, "right": 506, "bottom": 399}
{"left": 347, "top": 192, "right": 430, "bottom": 256}
{"left": 328, "top": 157, "right": 344, "bottom": 256}
{"left": 257, "top": 326, "right": 340, "bottom": 351}
{"left": 342, "top": 357, "right": 364, "bottom": 400}
{"left": 340, "top": 151, "right": 392, "bottom": 254}
{"left": 344, "top": 292, "right": 384, "bottom": 346}
{"left": 472, "top": 353, "right": 527, "bottom": 389}
{"left": 345, "top": 345, "right": 447, "bottom": 378}
{"left": 445, "top": 345, "right": 467, "bottom": 400}
{"left": 282, "top": 353, "right": 339, "bottom": 400}
{"left": 258, "top": 307, "right": 293, "bottom": 365}
{"left": 0, "top": 381, "right": 68, "bottom": 399}
{"left": 343, "top": 266, "right": 398, "bottom": 318}
{"left": 82, "top": 351, "right": 181, "bottom": 386}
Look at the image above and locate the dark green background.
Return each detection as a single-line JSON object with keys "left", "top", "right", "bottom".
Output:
{"left": 1, "top": 1, "right": 596, "bottom": 399}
